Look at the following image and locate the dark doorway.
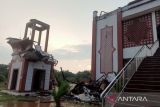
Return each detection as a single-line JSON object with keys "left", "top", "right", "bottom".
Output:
{"left": 157, "top": 25, "right": 160, "bottom": 46}
{"left": 10, "top": 69, "right": 19, "bottom": 90}
{"left": 32, "top": 69, "right": 45, "bottom": 91}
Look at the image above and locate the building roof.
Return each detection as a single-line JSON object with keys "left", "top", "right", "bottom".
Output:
{"left": 128, "top": 0, "right": 144, "bottom": 5}
{"left": 97, "top": 0, "right": 157, "bottom": 20}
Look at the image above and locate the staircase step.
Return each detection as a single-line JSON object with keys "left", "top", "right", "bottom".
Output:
{"left": 143, "top": 59, "right": 160, "bottom": 62}
{"left": 142, "top": 60, "right": 160, "bottom": 62}
{"left": 129, "top": 80, "right": 160, "bottom": 85}
{"left": 139, "top": 65, "right": 160, "bottom": 68}
{"left": 133, "top": 73, "right": 160, "bottom": 77}
{"left": 142, "top": 59, "right": 160, "bottom": 61}
{"left": 136, "top": 71, "right": 160, "bottom": 74}
{"left": 126, "top": 84, "right": 160, "bottom": 90}
{"left": 145, "top": 56, "right": 160, "bottom": 58}
{"left": 154, "top": 54, "right": 160, "bottom": 55}
{"left": 139, "top": 67, "right": 160, "bottom": 70}
{"left": 137, "top": 69, "right": 160, "bottom": 72}
{"left": 132, "top": 76, "right": 160, "bottom": 81}
{"left": 140, "top": 62, "right": 160, "bottom": 65}
{"left": 124, "top": 87, "right": 160, "bottom": 92}
{"left": 145, "top": 57, "right": 160, "bottom": 59}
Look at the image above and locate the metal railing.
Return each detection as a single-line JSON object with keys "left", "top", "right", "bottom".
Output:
{"left": 100, "top": 40, "right": 159, "bottom": 107}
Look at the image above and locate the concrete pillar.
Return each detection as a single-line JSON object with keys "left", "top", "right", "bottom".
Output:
{"left": 24, "top": 24, "right": 29, "bottom": 39}
{"left": 91, "top": 11, "right": 98, "bottom": 80}
{"left": 117, "top": 8, "right": 123, "bottom": 71}
{"left": 31, "top": 26, "right": 36, "bottom": 41}
{"left": 152, "top": 11, "right": 158, "bottom": 42}
{"left": 44, "top": 28, "right": 50, "bottom": 52}
{"left": 38, "top": 31, "right": 42, "bottom": 45}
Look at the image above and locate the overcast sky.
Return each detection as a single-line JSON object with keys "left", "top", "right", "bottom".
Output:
{"left": 0, "top": 0, "right": 133, "bottom": 73}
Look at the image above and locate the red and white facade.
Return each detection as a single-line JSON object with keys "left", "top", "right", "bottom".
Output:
{"left": 91, "top": 0, "right": 160, "bottom": 80}
{"left": 8, "top": 56, "right": 53, "bottom": 92}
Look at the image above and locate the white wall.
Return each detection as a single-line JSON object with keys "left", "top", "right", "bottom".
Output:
{"left": 8, "top": 56, "right": 23, "bottom": 91}
{"left": 123, "top": 41, "right": 159, "bottom": 59}
{"left": 123, "top": 46, "right": 142, "bottom": 59}
{"left": 96, "top": 12, "right": 118, "bottom": 80}
{"left": 25, "top": 61, "right": 51, "bottom": 91}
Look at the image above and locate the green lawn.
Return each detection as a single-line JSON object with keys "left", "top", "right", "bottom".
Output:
{"left": 0, "top": 82, "right": 100, "bottom": 107}
{"left": 0, "top": 92, "right": 28, "bottom": 103}
{"left": 0, "top": 82, "right": 6, "bottom": 91}
{"left": 0, "top": 82, "right": 23, "bottom": 102}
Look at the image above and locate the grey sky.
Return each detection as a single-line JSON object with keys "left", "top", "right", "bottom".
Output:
{"left": 0, "top": 0, "right": 133, "bottom": 72}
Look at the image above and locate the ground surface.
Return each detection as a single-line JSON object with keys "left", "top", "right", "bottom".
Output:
{"left": 0, "top": 92, "right": 101, "bottom": 107}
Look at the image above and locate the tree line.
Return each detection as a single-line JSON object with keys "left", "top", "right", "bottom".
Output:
{"left": 0, "top": 64, "right": 8, "bottom": 82}
{"left": 0, "top": 64, "right": 91, "bottom": 83}
{"left": 54, "top": 70, "right": 91, "bottom": 83}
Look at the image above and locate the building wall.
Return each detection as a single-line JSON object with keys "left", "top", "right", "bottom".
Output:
{"left": 96, "top": 12, "right": 118, "bottom": 80}
{"left": 122, "top": 0, "right": 160, "bottom": 59}
{"left": 94, "top": 0, "right": 160, "bottom": 80}
{"left": 123, "top": 13, "right": 153, "bottom": 48}
{"left": 25, "top": 61, "right": 51, "bottom": 91}
{"left": 8, "top": 55, "right": 23, "bottom": 91}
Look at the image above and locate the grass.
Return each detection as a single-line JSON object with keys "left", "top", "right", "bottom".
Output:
{"left": 0, "top": 82, "right": 101, "bottom": 107}
{"left": 0, "top": 82, "right": 6, "bottom": 91}
{"left": 0, "top": 82, "right": 29, "bottom": 103}
{"left": 0, "top": 92, "right": 101, "bottom": 107}
{"left": 0, "top": 82, "right": 37, "bottom": 103}
{"left": 0, "top": 92, "right": 28, "bottom": 103}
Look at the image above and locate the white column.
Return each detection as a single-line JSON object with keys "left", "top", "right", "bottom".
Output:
{"left": 152, "top": 12, "right": 158, "bottom": 42}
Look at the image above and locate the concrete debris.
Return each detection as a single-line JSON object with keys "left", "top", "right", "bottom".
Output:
{"left": 63, "top": 73, "right": 115, "bottom": 103}
{"left": 7, "top": 37, "right": 55, "bottom": 62}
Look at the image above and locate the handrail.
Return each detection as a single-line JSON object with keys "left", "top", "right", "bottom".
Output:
{"left": 100, "top": 40, "right": 159, "bottom": 107}
{"left": 100, "top": 45, "right": 145, "bottom": 98}
{"left": 145, "top": 40, "right": 158, "bottom": 49}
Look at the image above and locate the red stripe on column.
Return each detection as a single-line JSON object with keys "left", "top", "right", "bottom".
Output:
{"left": 117, "top": 8, "right": 123, "bottom": 71}
{"left": 49, "top": 63, "right": 54, "bottom": 90}
{"left": 91, "top": 12, "right": 97, "bottom": 80}
{"left": 19, "top": 60, "right": 28, "bottom": 91}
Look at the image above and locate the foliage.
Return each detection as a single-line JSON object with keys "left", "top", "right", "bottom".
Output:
{"left": 54, "top": 70, "right": 91, "bottom": 82}
{"left": 52, "top": 74, "right": 70, "bottom": 107}
{"left": 0, "top": 64, "right": 8, "bottom": 82}
{"left": 76, "top": 70, "right": 91, "bottom": 82}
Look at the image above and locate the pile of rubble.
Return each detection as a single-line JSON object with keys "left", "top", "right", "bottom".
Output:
{"left": 63, "top": 72, "right": 116, "bottom": 103}
{"left": 7, "top": 37, "right": 57, "bottom": 64}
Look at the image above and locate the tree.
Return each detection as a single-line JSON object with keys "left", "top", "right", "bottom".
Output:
{"left": 76, "top": 70, "right": 91, "bottom": 82}
{"left": 52, "top": 74, "right": 70, "bottom": 107}
{"left": 0, "top": 64, "right": 8, "bottom": 82}
{"left": 54, "top": 69, "right": 91, "bottom": 83}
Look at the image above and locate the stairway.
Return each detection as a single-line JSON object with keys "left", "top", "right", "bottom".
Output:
{"left": 114, "top": 48, "right": 160, "bottom": 107}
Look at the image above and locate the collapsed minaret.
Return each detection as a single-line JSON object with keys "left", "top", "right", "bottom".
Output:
{"left": 7, "top": 19, "right": 57, "bottom": 92}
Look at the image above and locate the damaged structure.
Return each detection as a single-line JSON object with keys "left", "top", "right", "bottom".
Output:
{"left": 7, "top": 19, "right": 57, "bottom": 92}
